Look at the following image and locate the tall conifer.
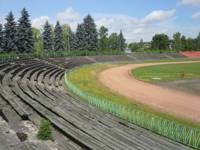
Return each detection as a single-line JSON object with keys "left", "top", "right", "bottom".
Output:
{"left": 4, "top": 11, "right": 17, "bottom": 52}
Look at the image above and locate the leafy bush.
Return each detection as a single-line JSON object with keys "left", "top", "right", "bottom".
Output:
{"left": 37, "top": 119, "right": 53, "bottom": 140}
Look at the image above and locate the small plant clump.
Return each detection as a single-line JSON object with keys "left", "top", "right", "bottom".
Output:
{"left": 180, "top": 72, "right": 185, "bottom": 78}
{"left": 37, "top": 119, "right": 53, "bottom": 140}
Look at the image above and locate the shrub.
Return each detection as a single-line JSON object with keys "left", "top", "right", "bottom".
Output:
{"left": 37, "top": 119, "right": 53, "bottom": 140}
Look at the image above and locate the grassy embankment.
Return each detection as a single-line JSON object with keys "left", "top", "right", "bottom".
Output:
{"left": 65, "top": 61, "right": 200, "bottom": 149}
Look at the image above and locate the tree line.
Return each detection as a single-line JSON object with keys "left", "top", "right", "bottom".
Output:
{"left": 129, "top": 33, "right": 200, "bottom": 52}
{"left": 0, "top": 8, "right": 33, "bottom": 52}
{"left": 0, "top": 8, "right": 126, "bottom": 54}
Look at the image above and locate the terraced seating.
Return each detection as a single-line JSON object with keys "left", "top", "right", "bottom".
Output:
{"left": 92, "top": 55, "right": 135, "bottom": 62}
{"left": 166, "top": 53, "right": 185, "bottom": 58}
{"left": 180, "top": 51, "right": 200, "bottom": 58}
{"left": 47, "top": 53, "right": 186, "bottom": 69}
{"left": 132, "top": 53, "right": 170, "bottom": 60}
{"left": 0, "top": 59, "right": 191, "bottom": 150}
{"left": 0, "top": 61, "right": 80, "bottom": 150}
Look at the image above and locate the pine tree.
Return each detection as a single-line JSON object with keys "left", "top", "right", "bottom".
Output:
{"left": 119, "top": 30, "right": 126, "bottom": 51}
{"left": 68, "top": 28, "right": 77, "bottom": 50}
{"left": 54, "top": 21, "right": 64, "bottom": 51}
{"left": 76, "top": 24, "right": 86, "bottom": 50}
{"left": 0, "top": 24, "right": 3, "bottom": 51}
{"left": 3, "top": 11, "right": 18, "bottom": 52}
{"left": 17, "top": 8, "right": 33, "bottom": 53}
{"left": 83, "top": 15, "right": 98, "bottom": 51}
{"left": 42, "top": 21, "right": 53, "bottom": 51}
{"left": 98, "top": 26, "right": 108, "bottom": 51}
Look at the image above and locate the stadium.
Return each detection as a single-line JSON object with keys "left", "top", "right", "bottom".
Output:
{"left": 0, "top": 1, "right": 200, "bottom": 150}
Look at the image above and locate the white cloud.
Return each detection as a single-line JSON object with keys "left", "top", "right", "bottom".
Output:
{"left": 94, "top": 14, "right": 138, "bottom": 31}
{"left": 29, "top": 8, "right": 200, "bottom": 43}
{"left": 32, "top": 16, "right": 50, "bottom": 29}
{"left": 29, "top": 8, "right": 177, "bottom": 42}
{"left": 192, "top": 12, "right": 200, "bottom": 19}
{"left": 141, "top": 9, "right": 176, "bottom": 24}
{"left": 56, "top": 8, "right": 80, "bottom": 23}
{"left": 94, "top": 9, "right": 176, "bottom": 42}
{"left": 179, "top": 0, "right": 200, "bottom": 5}
{"left": 133, "top": 28, "right": 144, "bottom": 34}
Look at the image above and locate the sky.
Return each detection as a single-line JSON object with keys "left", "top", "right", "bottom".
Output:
{"left": 1, "top": 0, "right": 200, "bottom": 42}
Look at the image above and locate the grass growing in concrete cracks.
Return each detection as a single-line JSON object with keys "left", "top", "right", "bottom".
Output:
{"left": 37, "top": 119, "right": 53, "bottom": 140}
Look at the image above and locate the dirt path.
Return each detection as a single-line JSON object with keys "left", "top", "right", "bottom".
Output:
{"left": 99, "top": 61, "right": 200, "bottom": 123}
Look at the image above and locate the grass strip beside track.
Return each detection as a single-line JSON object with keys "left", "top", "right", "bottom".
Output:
{"left": 65, "top": 62, "right": 200, "bottom": 149}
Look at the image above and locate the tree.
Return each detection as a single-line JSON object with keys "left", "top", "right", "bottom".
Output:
{"left": 68, "top": 28, "right": 77, "bottom": 50}
{"left": 118, "top": 30, "right": 126, "bottom": 51}
{"left": 98, "top": 26, "right": 108, "bottom": 51}
{"left": 151, "top": 34, "right": 170, "bottom": 50}
{"left": 186, "top": 38, "right": 195, "bottom": 51}
{"left": 76, "top": 24, "right": 86, "bottom": 50}
{"left": 196, "top": 32, "right": 200, "bottom": 51}
{"left": 62, "top": 24, "right": 70, "bottom": 50}
{"left": 181, "top": 35, "right": 187, "bottom": 50}
{"left": 32, "top": 27, "right": 43, "bottom": 56}
{"left": 17, "top": 8, "right": 33, "bottom": 53}
{"left": 172, "top": 32, "right": 182, "bottom": 51}
{"left": 128, "top": 39, "right": 144, "bottom": 52}
{"left": 0, "top": 24, "right": 3, "bottom": 51}
{"left": 108, "top": 33, "right": 120, "bottom": 50}
{"left": 83, "top": 15, "right": 98, "bottom": 51}
{"left": 54, "top": 21, "right": 64, "bottom": 51}
{"left": 42, "top": 21, "right": 53, "bottom": 51}
{"left": 128, "top": 43, "right": 140, "bottom": 52}
{"left": 3, "top": 11, "right": 18, "bottom": 52}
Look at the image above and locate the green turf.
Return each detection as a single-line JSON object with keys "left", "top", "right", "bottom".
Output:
{"left": 132, "top": 62, "right": 200, "bottom": 83}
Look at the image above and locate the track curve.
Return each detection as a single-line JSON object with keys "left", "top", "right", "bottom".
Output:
{"left": 99, "top": 61, "right": 200, "bottom": 123}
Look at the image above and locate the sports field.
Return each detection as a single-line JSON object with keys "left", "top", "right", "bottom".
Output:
{"left": 133, "top": 62, "right": 200, "bottom": 82}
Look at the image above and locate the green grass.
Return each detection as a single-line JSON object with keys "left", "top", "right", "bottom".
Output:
{"left": 133, "top": 62, "right": 200, "bottom": 83}
{"left": 65, "top": 62, "right": 200, "bottom": 149}
{"left": 37, "top": 119, "right": 53, "bottom": 141}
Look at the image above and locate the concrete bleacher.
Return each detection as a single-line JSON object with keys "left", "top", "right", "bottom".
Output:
{"left": 48, "top": 53, "right": 185, "bottom": 69}
{"left": 180, "top": 51, "right": 200, "bottom": 58}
